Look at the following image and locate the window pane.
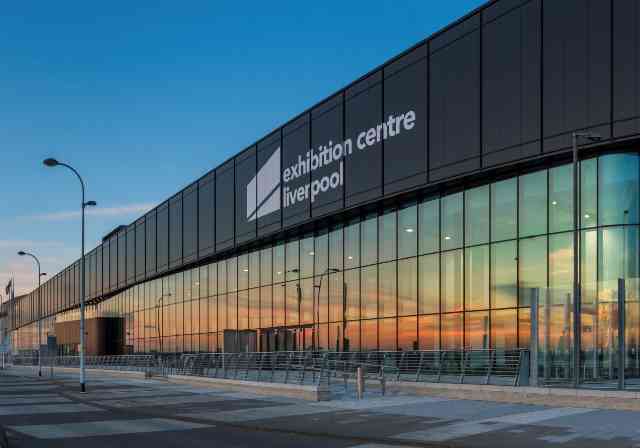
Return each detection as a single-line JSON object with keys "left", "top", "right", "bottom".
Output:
{"left": 344, "top": 269, "right": 360, "bottom": 321}
{"left": 344, "top": 221, "right": 360, "bottom": 268}
{"left": 329, "top": 226, "right": 343, "bottom": 271}
{"left": 260, "top": 247, "right": 272, "bottom": 287}
{"left": 465, "top": 311, "right": 489, "bottom": 349}
{"left": 361, "top": 265, "right": 378, "bottom": 319}
{"left": 379, "top": 211, "right": 397, "bottom": 262}
{"left": 273, "top": 244, "right": 285, "bottom": 284}
{"left": 465, "top": 185, "right": 489, "bottom": 246}
{"left": 442, "top": 193, "right": 463, "bottom": 250}
{"left": 465, "top": 245, "right": 489, "bottom": 310}
{"left": 285, "top": 240, "right": 299, "bottom": 282}
{"left": 300, "top": 278, "right": 314, "bottom": 325}
{"left": 344, "top": 321, "right": 360, "bottom": 352}
{"left": 273, "top": 285, "right": 285, "bottom": 327}
{"left": 398, "top": 316, "right": 417, "bottom": 351}
{"left": 328, "top": 271, "right": 344, "bottom": 323}
{"left": 418, "top": 315, "right": 439, "bottom": 350}
{"left": 300, "top": 237, "right": 314, "bottom": 279}
{"left": 237, "top": 290, "right": 248, "bottom": 330}
{"left": 398, "top": 258, "right": 417, "bottom": 316}
{"left": 491, "top": 178, "right": 517, "bottom": 241}
{"left": 398, "top": 204, "right": 418, "bottom": 258}
{"left": 581, "top": 158, "right": 597, "bottom": 228}
{"left": 519, "top": 170, "right": 547, "bottom": 237}
{"left": 519, "top": 236, "right": 547, "bottom": 307}
{"left": 249, "top": 252, "right": 260, "bottom": 289}
{"left": 379, "top": 261, "right": 397, "bottom": 318}
{"left": 491, "top": 241, "right": 517, "bottom": 309}
{"left": 549, "top": 164, "right": 573, "bottom": 233}
{"left": 284, "top": 282, "right": 299, "bottom": 326}
{"left": 260, "top": 286, "right": 272, "bottom": 329}
{"left": 361, "top": 216, "right": 378, "bottom": 266}
{"left": 441, "top": 313, "right": 463, "bottom": 350}
{"left": 441, "top": 250, "right": 463, "bottom": 312}
{"left": 361, "top": 319, "right": 377, "bottom": 351}
{"left": 419, "top": 199, "right": 439, "bottom": 254}
{"left": 491, "top": 309, "right": 517, "bottom": 350}
{"left": 418, "top": 254, "right": 439, "bottom": 315}
{"left": 599, "top": 154, "right": 639, "bottom": 226}
{"left": 314, "top": 232, "right": 328, "bottom": 276}
{"left": 227, "top": 257, "right": 237, "bottom": 292}
{"left": 238, "top": 254, "right": 248, "bottom": 291}
{"left": 379, "top": 318, "right": 396, "bottom": 350}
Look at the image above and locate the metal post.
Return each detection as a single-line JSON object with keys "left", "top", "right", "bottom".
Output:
{"left": 531, "top": 288, "right": 539, "bottom": 386}
{"left": 618, "top": 278, "right": 626, "bottom": 390}
{"left": 356, "top": 366, "right": 364, "bottom": 399}
{"left": 572, "top": 132, "right": 580, "bottom": 388}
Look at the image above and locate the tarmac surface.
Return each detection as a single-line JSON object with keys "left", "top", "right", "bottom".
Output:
{"left": 2, "top": 368, "right": 640, "bottom": 447}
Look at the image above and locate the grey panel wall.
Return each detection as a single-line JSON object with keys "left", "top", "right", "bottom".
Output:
{"left": 282, "top": 115, "right": 311, "bottom": 227}
{"left": 117, "top": 231, "right": 126, "bottom": 288}
{"left": 145, "top": 209, "right": 157, "bottom": 277}
{"left": 156, "top": 203, "right": 169, "bottom": 273}
{"left": 126, "top": 224, "right": 135, "bottom": 285}
{"left": 135, "top": 218, "right": 145, "bottom": 282}
{"left": 542, "top": 0, "right": 611, "bottom": 152}
{"left": 257, "top": 131, "right": 282, "bottom": 237}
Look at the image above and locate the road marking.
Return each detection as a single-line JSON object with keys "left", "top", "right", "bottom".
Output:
{"left": 0, "top": 403, "right": 101, "bottom": 416}
{"left": 393, "top": 407, "right": 594, "bottom": 443}
{"left": 9, "top": 418, "right": 212, "bottom": 439}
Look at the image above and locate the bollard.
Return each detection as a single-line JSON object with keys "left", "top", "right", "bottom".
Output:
{"left": 356, "top": 367, "right": 364, "bottom": 399}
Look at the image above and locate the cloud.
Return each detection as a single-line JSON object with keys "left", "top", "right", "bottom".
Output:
{"left": 0, "top": 240, "right": 65, "bottom": 249}
{"left": 26, "top": 202, "right": 157, "bottom": 222}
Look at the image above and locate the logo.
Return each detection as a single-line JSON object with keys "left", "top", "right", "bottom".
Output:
{"left": 247, "top": 147, "right": 281, "bottom": 222}
{"left": 246, "top": 110, "right": 417, "bottom": 222}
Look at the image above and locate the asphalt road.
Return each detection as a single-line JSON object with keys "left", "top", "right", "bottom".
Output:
{"left": 2, "top": 369, "right": 640, "bottom": 447}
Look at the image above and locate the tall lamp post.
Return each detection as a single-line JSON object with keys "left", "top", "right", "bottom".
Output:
{"left": 43, "top": 158, "right": 96, "bottom": 393}
{"left": 17, "top": 251, "right": 47, "bottom": 376}
{"left": 571, "top": 132, "right": 601, "bottom": 387}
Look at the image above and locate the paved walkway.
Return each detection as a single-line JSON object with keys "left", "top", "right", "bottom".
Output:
{"left": 2, "top": 368, "right": 640, "bottom": 447}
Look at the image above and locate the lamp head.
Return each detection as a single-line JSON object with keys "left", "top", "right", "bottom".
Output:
{"left": 43, "top": 158, "right": 59, "bottom": 167}
{"left": 41, "top": 273, "right": 47, "bottom": 277}
{"left": 17, "top": 251, "right": 26, "bottom": 256}
{"left": 85, "top": 200, "right": 97, "bottom": 207}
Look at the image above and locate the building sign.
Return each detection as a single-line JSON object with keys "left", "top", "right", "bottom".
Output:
{"left": 247, "top": 110, "right": 417, "bottom": 221}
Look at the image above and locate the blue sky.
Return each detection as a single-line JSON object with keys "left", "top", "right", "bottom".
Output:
{"left": 0, "top": 0, "right": 485, "bottom": 296}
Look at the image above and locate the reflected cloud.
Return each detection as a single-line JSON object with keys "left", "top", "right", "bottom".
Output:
{"left": 25, "top": 202, "right": 157, "bottom": 222}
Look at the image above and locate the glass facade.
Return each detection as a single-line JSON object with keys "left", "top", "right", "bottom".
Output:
{"left": 10, "top": 153, "right": 640, "bottom": 383}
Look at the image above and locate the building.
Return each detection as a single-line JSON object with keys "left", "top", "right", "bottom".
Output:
{"left": 7, "top": 0, "right": 640, "bottom": 386}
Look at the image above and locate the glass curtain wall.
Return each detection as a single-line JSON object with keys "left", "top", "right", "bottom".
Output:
{"left": 11, "top": 153, "right": 640, "bottom": 385}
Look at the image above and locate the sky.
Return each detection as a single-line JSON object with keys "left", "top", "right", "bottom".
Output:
{"left": 0, "top": 0, "right": 486, "bottom": 297}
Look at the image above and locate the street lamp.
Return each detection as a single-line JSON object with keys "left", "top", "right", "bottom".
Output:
{"left": 571, "top": 132, "right": 601, "bottom": 387}
{"left": 313, "top": 268, "right": 340, "bottom": 351}
{"left": 17, "top": 251, "right": 47, "bottom": 377}
{"left": 43, "top": 158, "right": 96, "bottom": 392}
{"left": 154, "top": 294, "right": 171, "bottom": 354}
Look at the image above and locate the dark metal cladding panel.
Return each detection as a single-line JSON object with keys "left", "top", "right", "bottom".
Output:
{"left": 235, "top": 146, "right": 257, "bottom": 245}
{"left": 117, "top": 230, "right": 126, "bottom": 288}
{"left": 145, "top": 209, "right": 157, "bottom": 277}
{"left": 613, "top": 0, "right": 640, "bottom": 136}
{"left": 183, "top": 184, "right": 198, "bottom": 264}
{"left": 256, "top": 131, "right": 282, "bottom": 238}
{"left": 543, "top": 0, "right": 612, "bottom": 152}
{"left": 482, "top": 0, "right": 541, "bottom": 158}
{"left": 156, "top": 203, "right": 169, "bottom": 273}
{"left": 345, "top": 72, "right": 383, "bottom": 207}
{"left": 216, "top": 160, "right": 235, "bottom": 252}
{"left": 282, "top": 114, "right": 311, "bottom": 228}
{"left": 429, "top": 29, "right": 481, "bottom": 177}
{"left": 383, "top": 46, "right": 428, "bottom": 194}
{"left": 135, "top": 218, "right": 145, "bottom": 282}
{"left": 311, "top": 95, "right": 344, "bottom": 218}
{"left": 126, "top": 224, "right": 135, "bottom": 286}
{"left": 169, "top": 193, "right": 183, "bottom": 269}
{"left": 198, "top": 172, "right": 215, "bottom": 258}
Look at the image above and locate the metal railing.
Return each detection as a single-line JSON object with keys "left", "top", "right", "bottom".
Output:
{"left": 7, "top": 349, "right": 529, "bottom": 388}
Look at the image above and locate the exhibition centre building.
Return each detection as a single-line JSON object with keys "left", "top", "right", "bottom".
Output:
{"left": 5, "top": 0, "right": 640, "bottom": 386}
